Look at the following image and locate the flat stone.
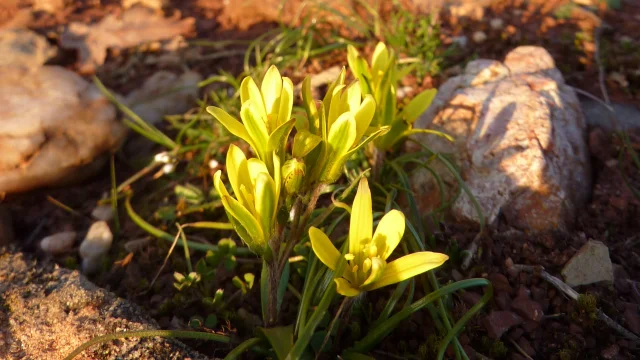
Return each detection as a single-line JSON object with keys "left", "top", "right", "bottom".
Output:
{"left": 512, "top": 294, "right": 544, "bottom": 322}
{"left": 411, "top": 46, "right": 591, "bottom": 233}
{"left": 0, "top": 65, "right": 127, "bottom": 194}
{"left": 40, "top": 231, "right": 77, "bottom": 254}
{"left": 0, "top": 247, "right": 209, "bottom": 359}
{"left": 561, "top": 240, "right": 613, "bottom": 287}
{"left": 483, "top": 310, "right": 522, "bottom": 339}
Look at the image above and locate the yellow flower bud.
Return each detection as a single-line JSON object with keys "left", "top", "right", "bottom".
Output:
{"left": 282, "top": 158, "right": 306, "bottom": 194}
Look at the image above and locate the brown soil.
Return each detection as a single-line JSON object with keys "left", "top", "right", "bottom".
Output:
{"left": 2, "top": 1, "right": 640, "bottom": 359}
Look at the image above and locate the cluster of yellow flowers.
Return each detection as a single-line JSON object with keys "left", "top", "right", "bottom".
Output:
{"left": 207, "top": 43, "right": 447, "bottom": 297}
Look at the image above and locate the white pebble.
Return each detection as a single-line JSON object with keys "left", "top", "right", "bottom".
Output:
{"left": 208, "top": 159, "right": 219, "bottom": 169}
{"left": 490, "top": 18, "right": 504, "bottom": 30}
{"left": 154, "top": 151, "right": 172, "bottom": 164}
{"left": 91, "top": 204, "right": 114, "bottom": 221}
{"left": 80, "top": 221, "right": 113, "bottom": 261}
{"left": 162, "top": 163, "right": 176, "bottom": 174}
{"left": 472, "top": 31, "right": 487, "bottom": 43}
{"left": 81, "top": 256, "right": 103, "bottom": 275}
{"left": 40, "top": 232, "right": 77, "bottom": 254}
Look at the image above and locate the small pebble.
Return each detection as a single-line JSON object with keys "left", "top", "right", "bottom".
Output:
{"left": 40, "top": 231, "right": 77, "bottom": 254}
{"left": 490, "top": 18, "right": 504, "bottom": 30}
{"left": 91, "top": 204, "right": 114, "bottom": 222}
{"left": 80, "top": 221, "right": 113, "bottom": 274}
{"left": 472, "top": 31, "right": 487, "bottom": 43}
{"left": 451, "top": 36, "right": 468, "bottom": 48}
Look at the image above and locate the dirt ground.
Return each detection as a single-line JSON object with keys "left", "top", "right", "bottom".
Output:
{"left": 1, "top": 0, "right": 639, "bottom": 359}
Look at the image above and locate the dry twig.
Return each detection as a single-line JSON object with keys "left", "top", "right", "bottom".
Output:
{"left": 512, "top": 264, "right": 640, "bottom": 342}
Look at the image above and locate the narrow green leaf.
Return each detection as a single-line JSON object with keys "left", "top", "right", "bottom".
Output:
{"left": 260, "top": 326, "right": 294, "bottom": 360}
{"left": 277, "top": 261, "right": 290, "bottom": 316}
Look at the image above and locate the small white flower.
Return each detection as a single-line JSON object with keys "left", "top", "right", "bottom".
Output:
{"left": 162, "top": 163, "right": 176, "bottom": 174}
{"left": 154, "top": 152, "right": 172, "bottom": 164}
{"left": 208, "top": 159, "right": 220, "bottom": 169}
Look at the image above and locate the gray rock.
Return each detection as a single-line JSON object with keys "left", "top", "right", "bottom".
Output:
{"left": 0, "top": 65, "right": 127, "bottom": 194}
{"left": 40, "top": 231, "right": 77, "bottom": 254}
{"left": 293, "top": 65, "right": 342, "bottom": 99}
{"left": 580, "top": 97, "right": 640, "bottom": 132}
{"left": 80, "top": 221, "right": 113, "bottom": 274}
{"left": 126, "top": 70, "right": 202, "bottom": 125}
{"left": 410, "top": 46, "right": 591, "bottom": 232}
{"left": 561, "top": 240, "right": 614, "bottom": 287}
{"left": 0, "top": 247, "right": 209, "bottom": 359}
{"left": 0, "top": 29, "right": 56, "bottom": 69}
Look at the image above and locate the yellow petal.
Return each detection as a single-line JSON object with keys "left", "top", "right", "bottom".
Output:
{"left": 261, "top": 66, "right": 283, "bottom": 125}
{"left": 225, "top": 145, "right": 251, "bottom": 205}
{"left": 361, "top": 257, "right": 385, "bottom": 288}
{"left": 207, "top": 106, "right": 256, "bottom": 151}
{"left": 372, "top": 210, "right": 405, "bottom": 260}
{"left": 222, "top": 194, "right": 265, "bottom": 250}
{"left": 213, "top": 170, "right": 230, "bottom": 198}
{"left": 345, "top": 81, "right": 362, "bottom": 113}
{"left": 334, "top": 278, "right": 361, "bottom": 297}
{"left": 365, "top": 252, "right": 449, "bottom": 291}
{"left": 240, "top": 101, "right": 269, "bottom": 160}
{"left": 320, "top": 112, "right": 357, "bottom": 184}
{"left": 277, "top": 77, "right": 294, "bottom": 128}
{"left": 327, "top": 84, "right": 346, "bottom": 130}
{"left": 354, "top": 95, "right": 376, "bottom": 141}
{"left": 349, "top": 178, "right": 372, "bottom": 283}
{"left": 309, "top": 227, "right": 341, "bottom": 271}
{"left": 254, "top": 172, "right": 276, "bottom": 242}
{"left": 246, "top": 158, "right": 269, "bottom": 188}
{"left": 292, "top": 130, "right": 322, "bottom": 158}
{"left": 240, "top": 77, "right": 266, "bottom": 120}
{"left": 371, "top": 42, "right": 389, "bottom": 78}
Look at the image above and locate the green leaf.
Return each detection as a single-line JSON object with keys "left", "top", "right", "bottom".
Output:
{"left": 292, "top": 131, "right": 322, "bottom": 158}
{"left": 400, "top": 88, "right": 437, "bottom": 123}
{"left": 277, "top": 260, "right": 290, "bottom": 317}
{"left": 207, "top": 106, "right": 256, "bottom": 151}
{"left": 259, "top": 325, "right": 294, "bottom": 360}
{"left": 205, "top": 314, "right": 218, "bottom": 328}
{"left": 310, "top": 331, "right": 332, "bottom": 353}
{"left": 260, "top": 260, "right": 269, "bottom": 324}
{"left": 267, "top": 119, "right": 296, "bottom": 157}
{"left": 341, "top": 351, "right": 376, "bottom": 360}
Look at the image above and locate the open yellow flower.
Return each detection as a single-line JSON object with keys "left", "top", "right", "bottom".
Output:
{"left": 214, "top": 144, "right": 280, "bottom": 257}
{"left": 309, "top": 178, "right": 449, "bottom": 297}
{"left": 207, "top": 66, "right": 295, "bottom": 173}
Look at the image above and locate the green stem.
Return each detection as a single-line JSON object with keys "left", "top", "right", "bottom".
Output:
{"left": 223, "top": 337, "right": 263, "bottom": 360}
{"left": 351, "top": 279, "right": 491, "bottom": 353}
{"left": 125, "top": 194, "right": 253, "bottom": 256}
{"left": 64, "top": 330, "right": 230, "bottom": 360}
{"left": 286, "top": 282, "right": 337, "bottom": 360}
{"left": 437, "top": 284, "right": 494, "bottom": 360}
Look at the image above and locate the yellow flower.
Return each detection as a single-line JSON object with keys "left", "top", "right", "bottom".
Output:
{"left": 207, "top": 66, "right": 295, "bottom": 173}
{"left": 213, "top": 144, "right": 280, "bottom": 257}
{"left": 309, "top": 178, "right": 448, "bottom": 297}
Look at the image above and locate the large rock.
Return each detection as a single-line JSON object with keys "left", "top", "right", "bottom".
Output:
{"left": 411, "top": 46, "right": 591, "bottom": 232}
{"left": 0, "top": 248, "right": 209, "bottom": 359}
{"left": 0, "top": 28, "right": 56, "bottom": 69}
{"left": 0, "top": 65, "right": 127, "bottom": 193}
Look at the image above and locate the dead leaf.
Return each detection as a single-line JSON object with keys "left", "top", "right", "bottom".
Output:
{"left": 60, "top": 7, "right": 194, "bottom": 74}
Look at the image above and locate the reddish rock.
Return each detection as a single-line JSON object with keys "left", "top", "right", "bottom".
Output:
{"left": 569, "top": 323, "right": 584, "bottom": 334}
{"left": 601, "top": 344, "right": 620, "bottom": 359}
{"left": 483, "top": 311, "right": 523, "bottom": 339}
{"left": 495, "top": 292, "right": 512, "bottom": 310}
{"left": 512, "top": 294, "right": 544, "bottom": 321}
{"left": 623, "top": 306, "right": 640, "bottom": 334}
{"left": 461, "top": 291, "right": 482, "bottom": 306}
{"left": 517, "top": 337, "right": 536, "bottom": 357}
{"left": 489, "top": 273, "right": 513, "bottom": 294}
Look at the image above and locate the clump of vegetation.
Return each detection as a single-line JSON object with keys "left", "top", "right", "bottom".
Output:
{"left": 481, "top": 336, "right": 508, "bottom": 359}
{"left": 571, "top": 293, "right": 598, "bottom": 324}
